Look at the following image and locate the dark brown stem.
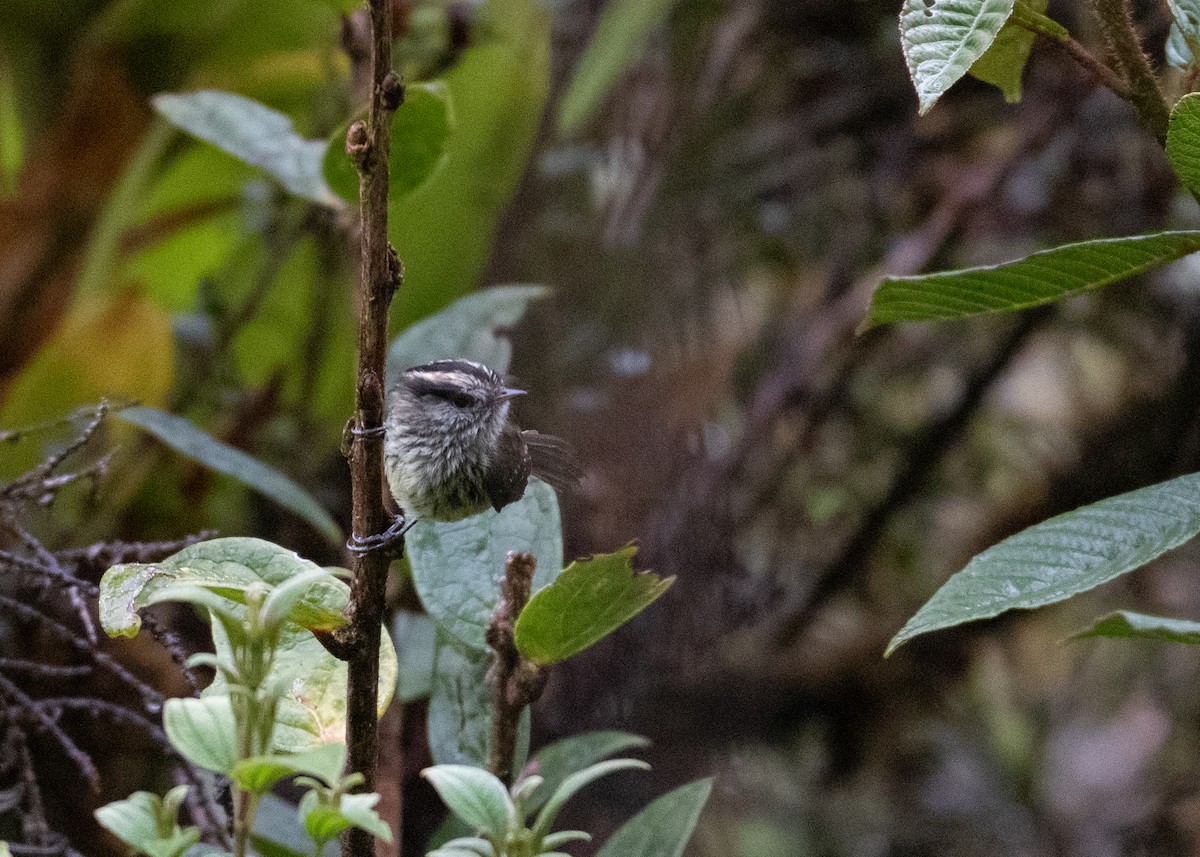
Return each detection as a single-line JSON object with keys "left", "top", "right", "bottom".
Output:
{"left": 1090, "top": 0, "right": 1170, "bottom": 143}
{"left": 485, "top": 552, "right": 548, "bottom": 784}
{"left": 340, "top": 1, "right": 402, "bottom": 855}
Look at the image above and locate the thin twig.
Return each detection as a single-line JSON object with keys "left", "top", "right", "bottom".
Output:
{"left": 485, "top": 552, "right": 548, "bottom": 784}
{"left": 339, "top": 1, "right": 404, "bottom": 855}
{"left": 0, "top": 673, "right": 100, "bottom": 791}
{"left": 1090, "top": 0, "right": 1170, "bottom": 142}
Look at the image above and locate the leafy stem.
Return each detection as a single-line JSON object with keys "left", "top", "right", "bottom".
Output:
{"left": 1089, "top": 0, "right": 1170, "bottom": 142}
{"left": 1008, "top": 3, "right": 1132, "bottom": 99}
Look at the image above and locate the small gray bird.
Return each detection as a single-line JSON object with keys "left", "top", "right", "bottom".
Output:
{"left": 382, "top": 359, "right": 580, "bottom": 523}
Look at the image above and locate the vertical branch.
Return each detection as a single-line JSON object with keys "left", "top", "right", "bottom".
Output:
{"left": 1090, "top": 0, "right": 1170, "bottom": 143}
{"left": 342, "top": 1, "right": 404, "bottom": 856}
{"left": 486, "top": 552, "right": 548, "bottom": 784}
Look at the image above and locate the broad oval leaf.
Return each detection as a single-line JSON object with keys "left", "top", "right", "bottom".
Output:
{"left": 407, "top": 479, "right": 562, "bottom": 651}
{"left": 557, "top": 0, "right": 678, "bottom": 137}
{"left": 119, "top": 407, "right": 341, "bottom": 545}
{"left": 163, "top": 695, "right": 239, "bottom": 774}
{"left": 393, "top": 609, "right": 437, "bottom": 702}
{"left": 594, "top": 778, "right": 713, "bottom": 857}
{"left": 322, "top": 82, "right": 452, "bottom": 205}
{"left": 1071, "top": 609, "right": 1200, "bottom": 644}
{"left": 887, "top": 470, "right": 1200, "bottom": 656}
{"left": 900, "top": 0, "right": 1015, "bottom": 115}
{"left": 98, "top": 536, "right": 346, "bottom": 638}
{"left": 426, "top": 630, "right": 529, "bottom": 773}
{"left": 421, "top": 765, "right": 516, "bottom": 837}
{"left": 387, "top": 285, "right": 550, "bottom": 382}
{"left": 514, "top": 544, "right": 673, "bottom": 666}
{"left": 152, "top": 90, "right": 336, "bottom": 206}
{"left": 861, "top": 231, "right": 1200, "bottom": 330}
{"left": 526, "top": 730, "right": 651, "bottom": 814}
{"left": 1169, "top": 94, "right": 1200, "bottom": 199}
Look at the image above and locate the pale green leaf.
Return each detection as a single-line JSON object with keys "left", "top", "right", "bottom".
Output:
{"left": 422, "top": 765, "right": 516, "bottom": 837}
{"left": 231, "top": 743, "right": 346, "bottom": 793}
{"left": 95, "top": 791, "right": 200, "bottom": 857}
{"left": 1168, "top": 22, "right": 1196, "bottom": 69}
{"left": 1169, "top": 0, "right": 1200, "bottom": 46}
{"left": 98, "top": 537, "right": 346, "bottom": 638}
{"left": 557, "top": 0, "right": 678, "bottom": 137}
{"left": 514, "top": 545, "right": 672, "bottom": 666}
{"left": 119, "top": 407, "right": 341, "bottom": 544}
{"left": 861, "top": 231, "right": 1200, "bottom": 330}
{"left": 887, "top": 470, "right": 1200, "bottom": 655}
{"left": 387, "top": 285, "right": 550, "bottom": 381}
{"left": 163, "top": 696, "right": 239, "bottom": 774}
{"left": 967, "top": 0, "right": 1045, "bottom": 102}
{"left": 152, "top": 90, "right": 336, "bottom": 206}
{"left": 393, "top": 610, "right": 437, "bottom": 702}
{"left": 408, "top": 479, "right": 562, "bottom": 651}
{"left": 594, "top": 779, "right": 712, "bottom": 857}
{"left": 526, "top": 731, "right": 650, "bottom": 814}
{"left": 1071, "top": 609, "right": 1200, "bottom": 644}
{"left": 901, "top": 0, "right": 1015, "bottom": 114}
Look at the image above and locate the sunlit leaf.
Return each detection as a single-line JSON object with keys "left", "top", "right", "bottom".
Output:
{"left": 514, "top": 545, "right": 672, "bottom": 665}
{"left": 594, "top": 779, "right": 712, "bottom": 857}
{"left": 861, "top": 231, "right": 1200, "bottom": 330}
{"left": 152, "top": 90, "right": 337, "bottom": 206}
{"left": 94, "top": 789, "right": 200, "bottom": 857}
{"left": 118, "top": 407, "right": 341, "bottom": 544}
{"left": 557, "top": 0, "right": 678, "bottom": 137}
{"left": 887, "top": 470, "right": 1200, "bottom": 655}
{"left": 900, "top": 0, "right": 1016, "bottom": 115}
{"left": 1071, "top": 610, "right": 1200, "bottom": 644}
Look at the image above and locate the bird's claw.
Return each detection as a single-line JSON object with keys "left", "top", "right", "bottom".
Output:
{"left": 346, "top": 514, "right": 413, "bottom": 557}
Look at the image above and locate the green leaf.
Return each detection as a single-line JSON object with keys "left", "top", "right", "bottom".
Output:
{"left": 387, "top": 285, "right": 550, "bottom": 381}
{"left": 253, "top": 794, "right": 335, "bottom": 857}
{"left": 440, "top": 836, "right": 497, "bottom": 856}
{"left": 230, "top": 744, "right": 347, "bottom": 794}
{"left": 100, "top": 537, "right": 395, "bottom": 752}
{"left": 390, "top": 0, "right": 550, "bottom": 326}
{"left": 886, "top": 470, "right": 1200, "bottom": 655}
{"left": 163, "top": 696, "right": 239, "bottom": 774}
{"left": 514, "top": 545, "right": 672, "bottom": 666}
{"left": 421, "top": 765, "right": 516, "bottom": 836}
{"left": 1071, "top": 610, "right": 1200, "bottom": 644}
{"left": 530, "top": 759, "right": 650, "bottom": 841}
{"left": 526, "top": 731, "right": 650, "bottom": 814}
{"left": 594, "top": 779, "right": 713, "bottom": 857}
{"left": 557, "top": 0, "right": 678, "bottom": 137}
{"left": 98, "top": 537, "right": 346, "bottom": 638}
{"left": 900, "top": 0, "right": 1016, "bottom": 115}
{"left": 0, "top": 59, "right": 24, "bottom": 198}
{"left": 1168, "top": 94, "right": 1200, "bottom": 200}
{"left": 152, "top": 90, "right": 336, "bottom": 206}
{"left": 393, "top": 610, "right": 437, "bottom": 702}
{"left": 1169, "top": 0, "right": 1200, "bottom": 51}
{"left": 301, "top": 792, "right": 392, "bottom": 846}
{"left": 118, "top": 407, "right": 341, "bottom": 545}
{"left": 408, "top": 479, "right": 562, "bottom": 651}
{"left": 95, "top": 791, "right": 200, "bottom": 857}
{"left": 967, "top": 0, "right": 1045, "bottom": 103}
{"left": 323, "top": 82, "right": 452, "bottom": 205}
{"left": 861, "top": 231, "right": 1200, "bottom": 330}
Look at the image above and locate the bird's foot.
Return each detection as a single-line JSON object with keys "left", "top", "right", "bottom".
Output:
{"left": 347, "top": 514, "right": 414, "bottom": 557}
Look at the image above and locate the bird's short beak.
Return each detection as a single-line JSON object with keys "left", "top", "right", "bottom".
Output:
{"left": 499, "top": 387, "right": 527, "bottom": 401}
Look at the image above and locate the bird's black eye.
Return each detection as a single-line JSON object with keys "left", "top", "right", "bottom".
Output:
{"left": 441, "top": 390, "right": 475, "bottom": 408}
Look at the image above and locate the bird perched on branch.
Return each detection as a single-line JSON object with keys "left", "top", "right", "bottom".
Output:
{"left": 350, "top": 359, "right": 580, "bottom": 554}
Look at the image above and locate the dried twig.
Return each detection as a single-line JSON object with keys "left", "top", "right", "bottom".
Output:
{"left": 485, "top": 552, "right": 548, "bottom": 784}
